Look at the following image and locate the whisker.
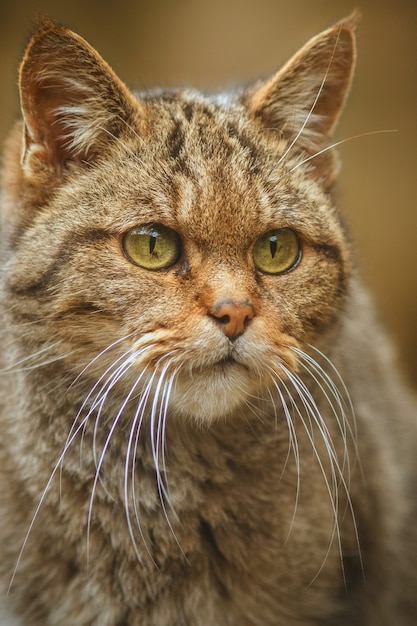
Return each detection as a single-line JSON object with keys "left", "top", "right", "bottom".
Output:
{"left": 87, "top": 355, "right": 139, "bottom": 504}
{"left": 68, "top": 333, "right": 136, "bottom": 391}
{"left": 158, "top": 368, "right": 180, "bottom": 513}
{"left": 291, "top": 346, "right": 362, "bottom": 491}
{"left": 278, "top": 364, "right": 344, "bottom": 582}
{"left": 86, "top": 355, "right": 153, "bottom": 561}
{"left": 289, "top": 129, "right": 397, "bottom": 172}
{"left": 150, "top": 362, "right": 174, "bottom": 511}
{"left": 90, "top": 351, "right": 142, "bottom": 471}
{"left": 0, "top": 341, "right": 71, "bottom": 374}
{"left": 10, "top": 338, "right": 154, "bottom": 586}
{"left": 277, "top": 25, "right": 345, "bottom": 166}
{"left": 61, "top": 339, "right": 141, "bottom": 481}
{"left": 293, "top": 353, "right": 350, "bottom": 473}
{"left": 280, "top": 359, "right": 362, "bottom": 583}
{"left": 8, "top": 409, "right": 91, "bottom": 593}
{"left": 66, "top": 339, "right": 154, "bottom": 466}
{"left": 267, "top": 369, "right": 301, "bottom": 541}
{"left": 149, "top": 357, "right": 186, "bottom": 557}
{"left": 125, "top": 374, "right": 157, "bottom": 566}
{"left": 307, "top": 345, "right": 357, "bottom": 445}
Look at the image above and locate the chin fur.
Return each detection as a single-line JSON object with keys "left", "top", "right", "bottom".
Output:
{"left": 169, "top": 363, "right": 260, "bottom": 422}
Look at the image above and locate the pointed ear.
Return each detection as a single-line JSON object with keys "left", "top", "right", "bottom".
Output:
{"left": 245, "top": 14, "right": 358, "bottom": 183}
{"left": 19, "top": 19, "right": 137, "bottom": 175}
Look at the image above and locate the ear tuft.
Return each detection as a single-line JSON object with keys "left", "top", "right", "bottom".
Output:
{"left": 19, "top": 19, "right": 136, "bottom": 171}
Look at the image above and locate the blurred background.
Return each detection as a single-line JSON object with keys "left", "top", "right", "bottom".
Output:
{"left": 0, "top": 0, "right": 416, "bottom": 386}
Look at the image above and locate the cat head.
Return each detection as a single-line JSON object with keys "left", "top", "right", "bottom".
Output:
{"left": 1, "top": 15, "right": 357, "bottom": 422}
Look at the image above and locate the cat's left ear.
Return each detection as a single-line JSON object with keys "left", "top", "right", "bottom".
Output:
{"left": 19, "top": 19, "right": 137, "bottom": 176}
{"left": 245, "top": 13, "right": 358, "bottom": 185}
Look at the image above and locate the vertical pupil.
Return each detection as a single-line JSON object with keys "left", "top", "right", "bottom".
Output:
{"left": 149, "top": 233, "right": 157, "bottom": 254}
{"left": 270, "top": 237, "right": 278, "bottom": 258}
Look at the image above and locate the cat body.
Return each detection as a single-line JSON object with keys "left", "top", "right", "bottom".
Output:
{"left": 0, "top": 15, "right": 416, "bottom": 625}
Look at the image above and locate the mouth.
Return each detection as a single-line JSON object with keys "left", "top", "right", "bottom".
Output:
{"left": 216, "top": 355, "right": 235, "bottom": 366}
{"left": 209, "top": 354, "right": 251, "bottom": 375}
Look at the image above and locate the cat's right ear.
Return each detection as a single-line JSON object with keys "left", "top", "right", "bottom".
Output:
{"left": 19, "top": 19, "right": 137, "bottom": 178}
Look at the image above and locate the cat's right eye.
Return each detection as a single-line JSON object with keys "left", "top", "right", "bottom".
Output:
{"left": 253, "top": 228, "right": 301, "bottom": 275}
{"left": 122, "top": 223, "right": 181, "bottom": 270}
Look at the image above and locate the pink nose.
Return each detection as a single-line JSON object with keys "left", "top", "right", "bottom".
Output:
{"left": 210, "top": 300, "right": 254, "bottom": 340}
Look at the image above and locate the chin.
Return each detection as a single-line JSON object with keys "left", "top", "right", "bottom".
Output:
{"left": 170, "top": 363, "right": 261, "bottom": 423}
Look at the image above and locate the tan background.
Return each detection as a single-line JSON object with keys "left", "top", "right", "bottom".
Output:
{"left": 1, "top": 0, "right": 416, "bottom": 386}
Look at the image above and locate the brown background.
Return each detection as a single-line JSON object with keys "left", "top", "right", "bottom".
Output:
{"left": 1, "top": 0, "right": 416, "bottom": 386}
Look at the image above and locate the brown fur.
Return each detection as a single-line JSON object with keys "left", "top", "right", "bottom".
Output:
{"left": 0, "top": 14, "right": 416, "bottom": 625}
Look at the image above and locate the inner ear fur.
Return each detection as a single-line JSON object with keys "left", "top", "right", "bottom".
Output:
{"left": 244, "top": 13, "right": 358, "bottom": 183}
{"left": 19, "top": 18, "right": 138, "bottom": 170}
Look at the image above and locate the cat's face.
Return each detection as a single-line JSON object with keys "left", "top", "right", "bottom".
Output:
{"left": 1, "top": 18, "right": 355, "bottom": 422}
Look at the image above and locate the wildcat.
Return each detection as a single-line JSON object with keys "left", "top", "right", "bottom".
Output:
{"left": 0, "top": 12, "right": 416, "bottom": 626}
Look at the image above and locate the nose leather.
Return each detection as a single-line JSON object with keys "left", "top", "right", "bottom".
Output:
{"left": 210, "top": 300, "right": 254, "bottom": 340}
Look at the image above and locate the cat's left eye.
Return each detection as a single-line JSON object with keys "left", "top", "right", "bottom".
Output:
{"left": 122, "top": 223, "right": 181, "bottom": 270}
{"left": 253, "top": 228, "right": 301, "bottom": 275}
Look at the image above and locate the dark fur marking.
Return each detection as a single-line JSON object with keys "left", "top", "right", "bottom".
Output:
{"left": 199, "top": 519, "right": 225, "bottom": 562}
{"left": 167, "top": 121, "right": 185, "bottom": 161}
{"left": 183, "top": 102, "right": 194, "bottom": 122}
{"left": 199, "top": 104, "right": 215, "bottom": 120}
{"left": 312, "top": 242, "right": 342, "bottom": 264}
{"left": 199, "top": 519, "right": 230, "bottom": 599}
{"left": 51, "top": 302, "right": 103, "bottom": 321}
{"left": 220, "top": 121, "right": 262, "bottom": 173}
{"left": 7, "top": 229, "right": 110, "bottom": 297}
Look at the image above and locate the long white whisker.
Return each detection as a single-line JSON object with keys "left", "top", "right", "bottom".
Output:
{"left": 68, "top": 333, "right": 136, "bottom": 391}
{"left": 279, "top": 365, "right": 343, "bottom": 582}
{"left": 289, "top": 129, "right": 397, "bottom": 172}
{"left": 277, "top": 26, "right": 345, "bottom": 166}
{"left": 307, "top": 345, "right": 357, "bottom": 444}
{"left": 64, "top": 341, "right": 154, "bottom": 469}
{"left": 149, "top": 358, "right": 186, "bottom": 557}
{"left": 124, "top": 373, "right": 157, "bottom": 566}
{"left": 300, "top": 345, "right": 363, "bottom": 486}
{"left": 268, "top": 369, "right": 301, "bottom": 541}
{"left": 90, "top": 351, "right": 143, "bottom": 472}
{"left": 158, "top": 367, "right": 181, "bottom": 517}
{"left": 86, "top": 355, "right": 152, "bottom": 561}
{"left": 8, "top": 409, "right": 91, "bottom": 592}
{"left": 60, "top": 342, "right": 142, "bottom": 487}
{"left": 0, "top": 342, "right": 70, "bottom": 373}
{"left": 281, "top": 362, "right": 362, "bottom": 583}
{"left": 150, "top": 361, "right": 174, "bottom": 510}
{"left": 292, "top": 352, "right": 351, "bottom": 477}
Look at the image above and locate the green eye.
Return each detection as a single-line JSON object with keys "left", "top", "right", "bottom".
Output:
{"left": 253, "top": 228, "right": 300, "bottom": 275}
{"left": 122, "top": 223, "right": 181, "bottom": 270}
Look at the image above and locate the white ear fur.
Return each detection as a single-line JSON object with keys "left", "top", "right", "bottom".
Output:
{"left": 19, "top": 20, "right": 136, "bottom": 169}
{"left": 245, "top": 13, "right": 358, "bottom": 181}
